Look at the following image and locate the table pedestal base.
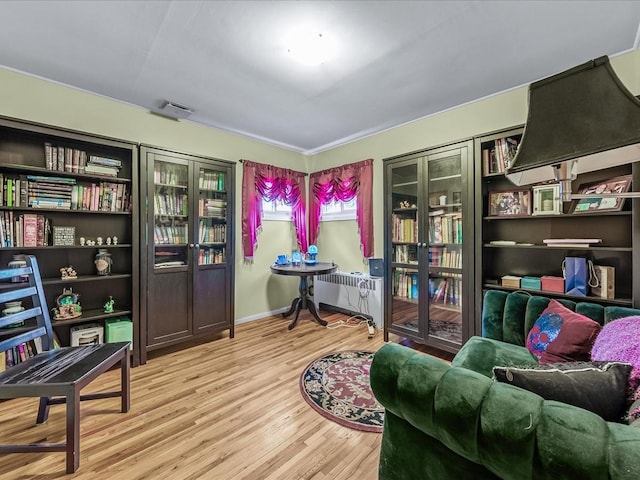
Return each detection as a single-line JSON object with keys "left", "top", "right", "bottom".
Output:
{"left": 281, "top": 276, "right": 327, "bottom": 330}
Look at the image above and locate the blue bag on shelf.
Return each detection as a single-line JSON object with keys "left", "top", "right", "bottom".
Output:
{"left": 563, "top": 256, "right": 588, "bottom": 296}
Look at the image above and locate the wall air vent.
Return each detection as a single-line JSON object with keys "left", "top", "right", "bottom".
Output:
{"left": 158, "top": 101, "right": 194, "bottom": 120}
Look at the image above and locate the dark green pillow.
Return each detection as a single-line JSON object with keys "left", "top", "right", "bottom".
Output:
{"left": 493, "top": 361, "right": 632, "bottom": 422}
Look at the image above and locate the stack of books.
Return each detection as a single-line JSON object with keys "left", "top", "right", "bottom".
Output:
{"left": 27, "top": 175, "right": 75, "bottom": 209}
{"left": 84, "top": 156, "right": 122, "bottom": 177}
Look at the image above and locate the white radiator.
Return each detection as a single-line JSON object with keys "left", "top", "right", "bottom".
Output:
{"left": 313, "top": 272, "right": 383, "bottom": 328}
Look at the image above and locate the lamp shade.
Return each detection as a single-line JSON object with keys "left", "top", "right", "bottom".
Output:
{"left": 506, "top": 56, "right": 640, "bottom": 187}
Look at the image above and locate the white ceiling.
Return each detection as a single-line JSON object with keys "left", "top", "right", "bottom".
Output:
{"left": 1, "top": 1, "right": 639, "bottom": 155}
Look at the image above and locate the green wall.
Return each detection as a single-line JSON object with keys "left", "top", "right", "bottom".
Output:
{"left": 0, "top": 47, "right": 637, "bottom": 325}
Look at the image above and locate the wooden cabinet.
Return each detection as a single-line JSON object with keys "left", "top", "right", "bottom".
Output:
{"left": 0, "top": 115, "right": 139, "bottom": 364}
{"left": 383, "top": 140, "right": 474, "bottom": 353}
{"left": 474, "top": 126, "right": 639, "bottom": 333}
{"left": 140, "top": 146, "right": 234, "bottom": 361}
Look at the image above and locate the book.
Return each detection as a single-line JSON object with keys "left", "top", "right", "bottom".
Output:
{"left": 84, "top": 164, "right": 119, "bottom": 176}
{"left": 543, "top": 238, "right": 602, "bottom": 245}
{"left": 22, "top": 213, "right": 38, "bottom": 247}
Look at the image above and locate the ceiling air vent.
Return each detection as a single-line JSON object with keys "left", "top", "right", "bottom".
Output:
{"left": 157, "top": 101, "right": 194, "bottom": 120}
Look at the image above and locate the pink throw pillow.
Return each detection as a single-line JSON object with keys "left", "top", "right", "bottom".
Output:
{"left": 526, "top": 299, "right": 602, "bottom": 363}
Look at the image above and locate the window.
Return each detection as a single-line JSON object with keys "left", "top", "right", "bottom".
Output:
{"left": 262, "top": 198, "right": 292, "bottom": 221}
{"left": 321, "top": 197, "right": 357, "bottom": 221}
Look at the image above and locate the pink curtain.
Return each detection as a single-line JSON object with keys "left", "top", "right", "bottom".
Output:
{"left": 242, "top": 160, "right": 307, "bottom": 260}
{"left": 309, "top": 159, "right": 374, "bottom": 258}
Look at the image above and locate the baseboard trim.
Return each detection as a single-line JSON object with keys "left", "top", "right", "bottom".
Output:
{"left": 236, "top": 306, "right": 289, "bottom": 325}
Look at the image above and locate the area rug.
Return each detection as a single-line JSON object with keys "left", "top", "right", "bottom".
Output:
{"left": 299, "top": 350, "right": 384, "bottom": 433}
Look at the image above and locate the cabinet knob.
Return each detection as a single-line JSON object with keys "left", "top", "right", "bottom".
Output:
{"left": 189, "top": 243, "right": 195, "bottom": 248}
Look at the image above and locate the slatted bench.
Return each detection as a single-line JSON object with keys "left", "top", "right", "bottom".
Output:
{"left": 0, "top": 255, "right": 130, "bottom": 473}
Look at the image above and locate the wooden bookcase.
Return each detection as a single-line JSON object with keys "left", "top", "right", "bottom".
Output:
{"left": 0, "top": 116, "right": 139, "bottom": 365}
{"left": 474, "top": 125, "right": 639, "bottom": 335}
{"left": 140, "top": 145, "right": 235, "bottom": 362}
{"left": 383, "top": 140, "right": 474, "bottom": 354}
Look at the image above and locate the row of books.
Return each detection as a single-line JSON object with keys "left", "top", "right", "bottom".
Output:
{"left": 0, "top": 334, "right": 59, "bottom": 371}
{"left": 154, "top": 193, "right": 188, "bottom": 216}
{"left": 429, "top": 210, "right": 462, "bottom": 244}
{"left": 481, "top": 136, "right": 520, "bottom": 175}
{"left": 154, "top": 224, "right": 188, "bottom": 244}
{"left": 198, "top": 171, "right": 226, "bottom": 191}
{"left": 429, "top": 246, "right": 462, "bottom": 268}
{"left": 429, "top": 276, "right": 462, "bottom": 306}
{"left": 392, "top": 215, "right": 418, "bottom": 243}
{"left": 199, "top": 223, "right": 226, "bottom": 243}
{"left": 0, "top": 212, "right": 50, "bottom": 247}
{"left": 394, "top": 244, "right": 418, "bottom": 264}
{"left": 44, "top": 143, "right": 122, "bottom": 176}
{"left": 154, "top": 166, "right": 187, "bottom": 186}
{"left": 393, "top": 268, "right": 419, "bottom": 300}
{"left": 64, "top": 182, "right": 129, "bottom": 212}
{"left": 0, "top": 174, "right": 129, "bottom": 212}
{"left": 198, "top": 247, "right": 225, "bottom": 265}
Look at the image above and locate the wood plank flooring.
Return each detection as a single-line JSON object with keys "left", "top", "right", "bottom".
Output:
{"left": 0, "top": 311, "right": 445, "bottom": 479}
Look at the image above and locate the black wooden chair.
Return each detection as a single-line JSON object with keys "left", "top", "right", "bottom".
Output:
{"left": 0, "top": 255, "right": 130, "bottom": 473}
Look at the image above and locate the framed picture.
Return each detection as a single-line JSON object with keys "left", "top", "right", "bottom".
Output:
{"left": 532, "top": 184, "right": 562, "bottom": 215}
{"left": 488, "top": 189, "right": 531, "bottom": 217}
{"left": 570, "top": 174, "right": 632, "bottom": 214}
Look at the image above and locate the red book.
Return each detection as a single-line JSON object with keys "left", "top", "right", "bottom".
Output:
{"left": 22, "top": 213, "right": 38, "bottom": 247}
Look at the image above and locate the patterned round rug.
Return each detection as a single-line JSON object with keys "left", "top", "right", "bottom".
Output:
{"left": 299, "top": 350, "right": 384, "bottom": 433}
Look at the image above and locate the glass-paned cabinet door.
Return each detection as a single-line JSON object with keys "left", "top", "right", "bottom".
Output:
{"left": 153, "top": 160, "right": 189, "bottom": 269}
{"left": 427, "top": 151, "right": 463, "bottom": 344}
{"left": 197, "top": 165, "right": 227, "bottom": 265}
{"left": 389, "top": 162, "right": 421, "bottom": 337}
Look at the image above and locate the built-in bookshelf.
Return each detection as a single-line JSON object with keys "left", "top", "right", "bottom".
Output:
{"left": 0, "top": 115, "right": 139, "bottom": 365}
{"left": 474, "top": 125, "right": 640, "bottom": 331}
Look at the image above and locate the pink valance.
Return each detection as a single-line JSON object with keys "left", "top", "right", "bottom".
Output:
{"left": 242, "top": 160, "right": 307, "bottom": 260}
{"left": 308, "top": 159, "right": 374, "bottom": 258}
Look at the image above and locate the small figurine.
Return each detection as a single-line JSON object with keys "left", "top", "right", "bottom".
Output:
{"left": 106, "top": 237, "right": 112, "bottom": 245}
{"left": 112, "top": 236, "right": 118, "bottom": 245}
{"left": 79, "top": 237, "right": 86, "bottom": 246}
{"left": 52, "top": 287, "right": 82, "bottom": 320}
{"left": 97, "top": 236, "right": 103, "bottom": 246}
{"left": 104, "top": 296, "right": 115, "bottom": 313}
{"left": 60, "top": 266, "right": 77, "bottom": 280}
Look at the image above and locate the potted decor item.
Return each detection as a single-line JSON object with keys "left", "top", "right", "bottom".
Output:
{"left": 1, "top": 301, "right": 25, "bottom": 328}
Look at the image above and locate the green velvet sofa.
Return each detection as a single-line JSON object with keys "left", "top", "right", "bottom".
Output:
{"left": 371, "top": 290, "right": 640, "bottom": 480}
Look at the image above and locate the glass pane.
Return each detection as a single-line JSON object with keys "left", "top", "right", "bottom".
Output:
{"left": 390, "top": 163, "right": 419, "bottom": 335}
{"left": 198, "top": 166, "right": 227, "bottom": 265}
{"left": 427, "top": 153, "right": 462, "bottom": 344}
{"left": 153, "top": 160, "right": 189, "bottom": 268}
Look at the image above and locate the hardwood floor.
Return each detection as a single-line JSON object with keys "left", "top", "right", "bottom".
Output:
{"left": 0, "top": 311, "right": 446, "bottom": 479}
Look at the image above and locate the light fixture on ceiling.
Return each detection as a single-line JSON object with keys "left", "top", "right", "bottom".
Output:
{"left": 506, "top": 56, "right": 640, "bottom": 202}
{"left": 285, "top": 28, "right": 336, "bottom": 66}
